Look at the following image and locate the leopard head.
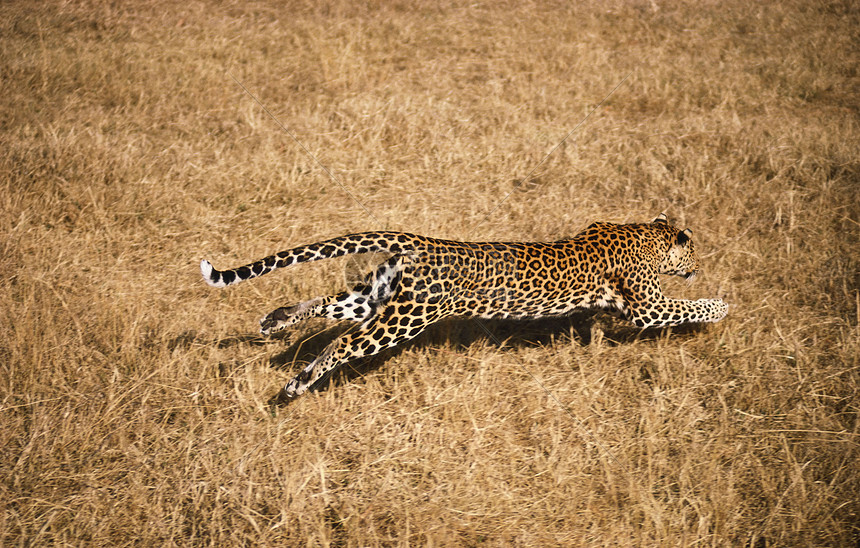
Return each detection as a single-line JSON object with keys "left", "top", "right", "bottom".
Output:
{"left": 653, "top": 214, "right": 700, "bottom": 280}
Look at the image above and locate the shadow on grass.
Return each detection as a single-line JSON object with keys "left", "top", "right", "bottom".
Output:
{"left": 167, "top": 312, "right": 703, "bottom": 405}
{"left": 167, "top": 330, "right": 271, "bottom": 351}
{"left": 254, "top": 313, "right": 712, "bottom": 406}
{"left": 167, "top": 314, "right": 712, "bottom": 406}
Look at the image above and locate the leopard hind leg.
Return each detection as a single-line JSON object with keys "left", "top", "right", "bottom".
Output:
{"left": 260, "top": 256, "right": 402, "bottom": 335}
{"left": 274, "top": 275, "right": 449, "bottom": 402}
{"left": 260, "top": 291, "right": 376, "bottom": 335}
{"left": 276, "top": 302, "right": 435, "bottom": 401}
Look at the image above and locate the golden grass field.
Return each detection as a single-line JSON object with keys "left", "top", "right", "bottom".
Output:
{"left": 2, "top": 0, "right": 859, "bottom": 545}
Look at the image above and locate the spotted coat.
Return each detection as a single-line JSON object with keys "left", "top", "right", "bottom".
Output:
{"left": 201, "top": 214, "right": 728, "bottom": 401}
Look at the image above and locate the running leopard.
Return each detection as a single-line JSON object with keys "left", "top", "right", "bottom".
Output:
{"left": 201, "top": 213, "right": 728, "bottom": 401}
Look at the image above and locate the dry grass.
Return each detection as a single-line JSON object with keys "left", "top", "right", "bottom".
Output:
{"left": 2, "top": 0, "right": 859, "bottom": 545}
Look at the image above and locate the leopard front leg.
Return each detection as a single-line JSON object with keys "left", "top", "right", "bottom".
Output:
{"left": 627, "top": 297, "right": 728, "bottom": 328}
{"left": 617, "top": 267, "right": 728, "bottom": 328}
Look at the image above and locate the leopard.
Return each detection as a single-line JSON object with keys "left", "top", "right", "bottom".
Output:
{"left": 201, "top": 213, "right": 728, "bottom": 402}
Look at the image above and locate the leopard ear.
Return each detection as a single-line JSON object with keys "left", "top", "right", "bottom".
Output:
{"left": 653, "top": 213, "right": 668, "bottom": 224}
{"left": 676, "top": 228, "right": 692, "bottom": 245}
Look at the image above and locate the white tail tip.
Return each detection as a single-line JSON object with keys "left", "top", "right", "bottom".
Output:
{"left": 200, "top": 260, "right": 226, "bottom": 288}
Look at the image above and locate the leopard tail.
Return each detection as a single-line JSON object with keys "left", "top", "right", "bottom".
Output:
{"left": 200, "top": 231, "right": 423, "bottom": 288}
